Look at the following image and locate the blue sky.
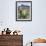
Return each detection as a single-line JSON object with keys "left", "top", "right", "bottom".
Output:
{"left": 17, "top": 2, "right": 32, "bottom": 7}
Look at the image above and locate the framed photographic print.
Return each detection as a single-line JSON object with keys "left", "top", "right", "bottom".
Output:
{"left": 16, "top": 1, "right": 32, "bottom": 21}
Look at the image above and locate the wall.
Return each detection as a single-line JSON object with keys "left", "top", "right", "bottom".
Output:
{"left": 0, "top": 0, "right": 46, "bottom": 46}
{"left": 32, "top": 0, "right": 46, "bottom": 39}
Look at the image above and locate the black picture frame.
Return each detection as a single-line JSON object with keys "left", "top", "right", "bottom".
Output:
{"left": 31, "top": 42, "right": 32, "bottom": 46}
{"left": 16, "top": 1, "right": 32, "bottom": 21}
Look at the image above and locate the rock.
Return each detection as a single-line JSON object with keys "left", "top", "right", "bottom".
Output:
{"left": 32, "top": 38, "right": 46, "bottom": 43}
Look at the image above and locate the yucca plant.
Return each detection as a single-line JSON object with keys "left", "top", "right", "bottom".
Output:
{"left": 20, "top": 9, "right": 28, "bottom": 19}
